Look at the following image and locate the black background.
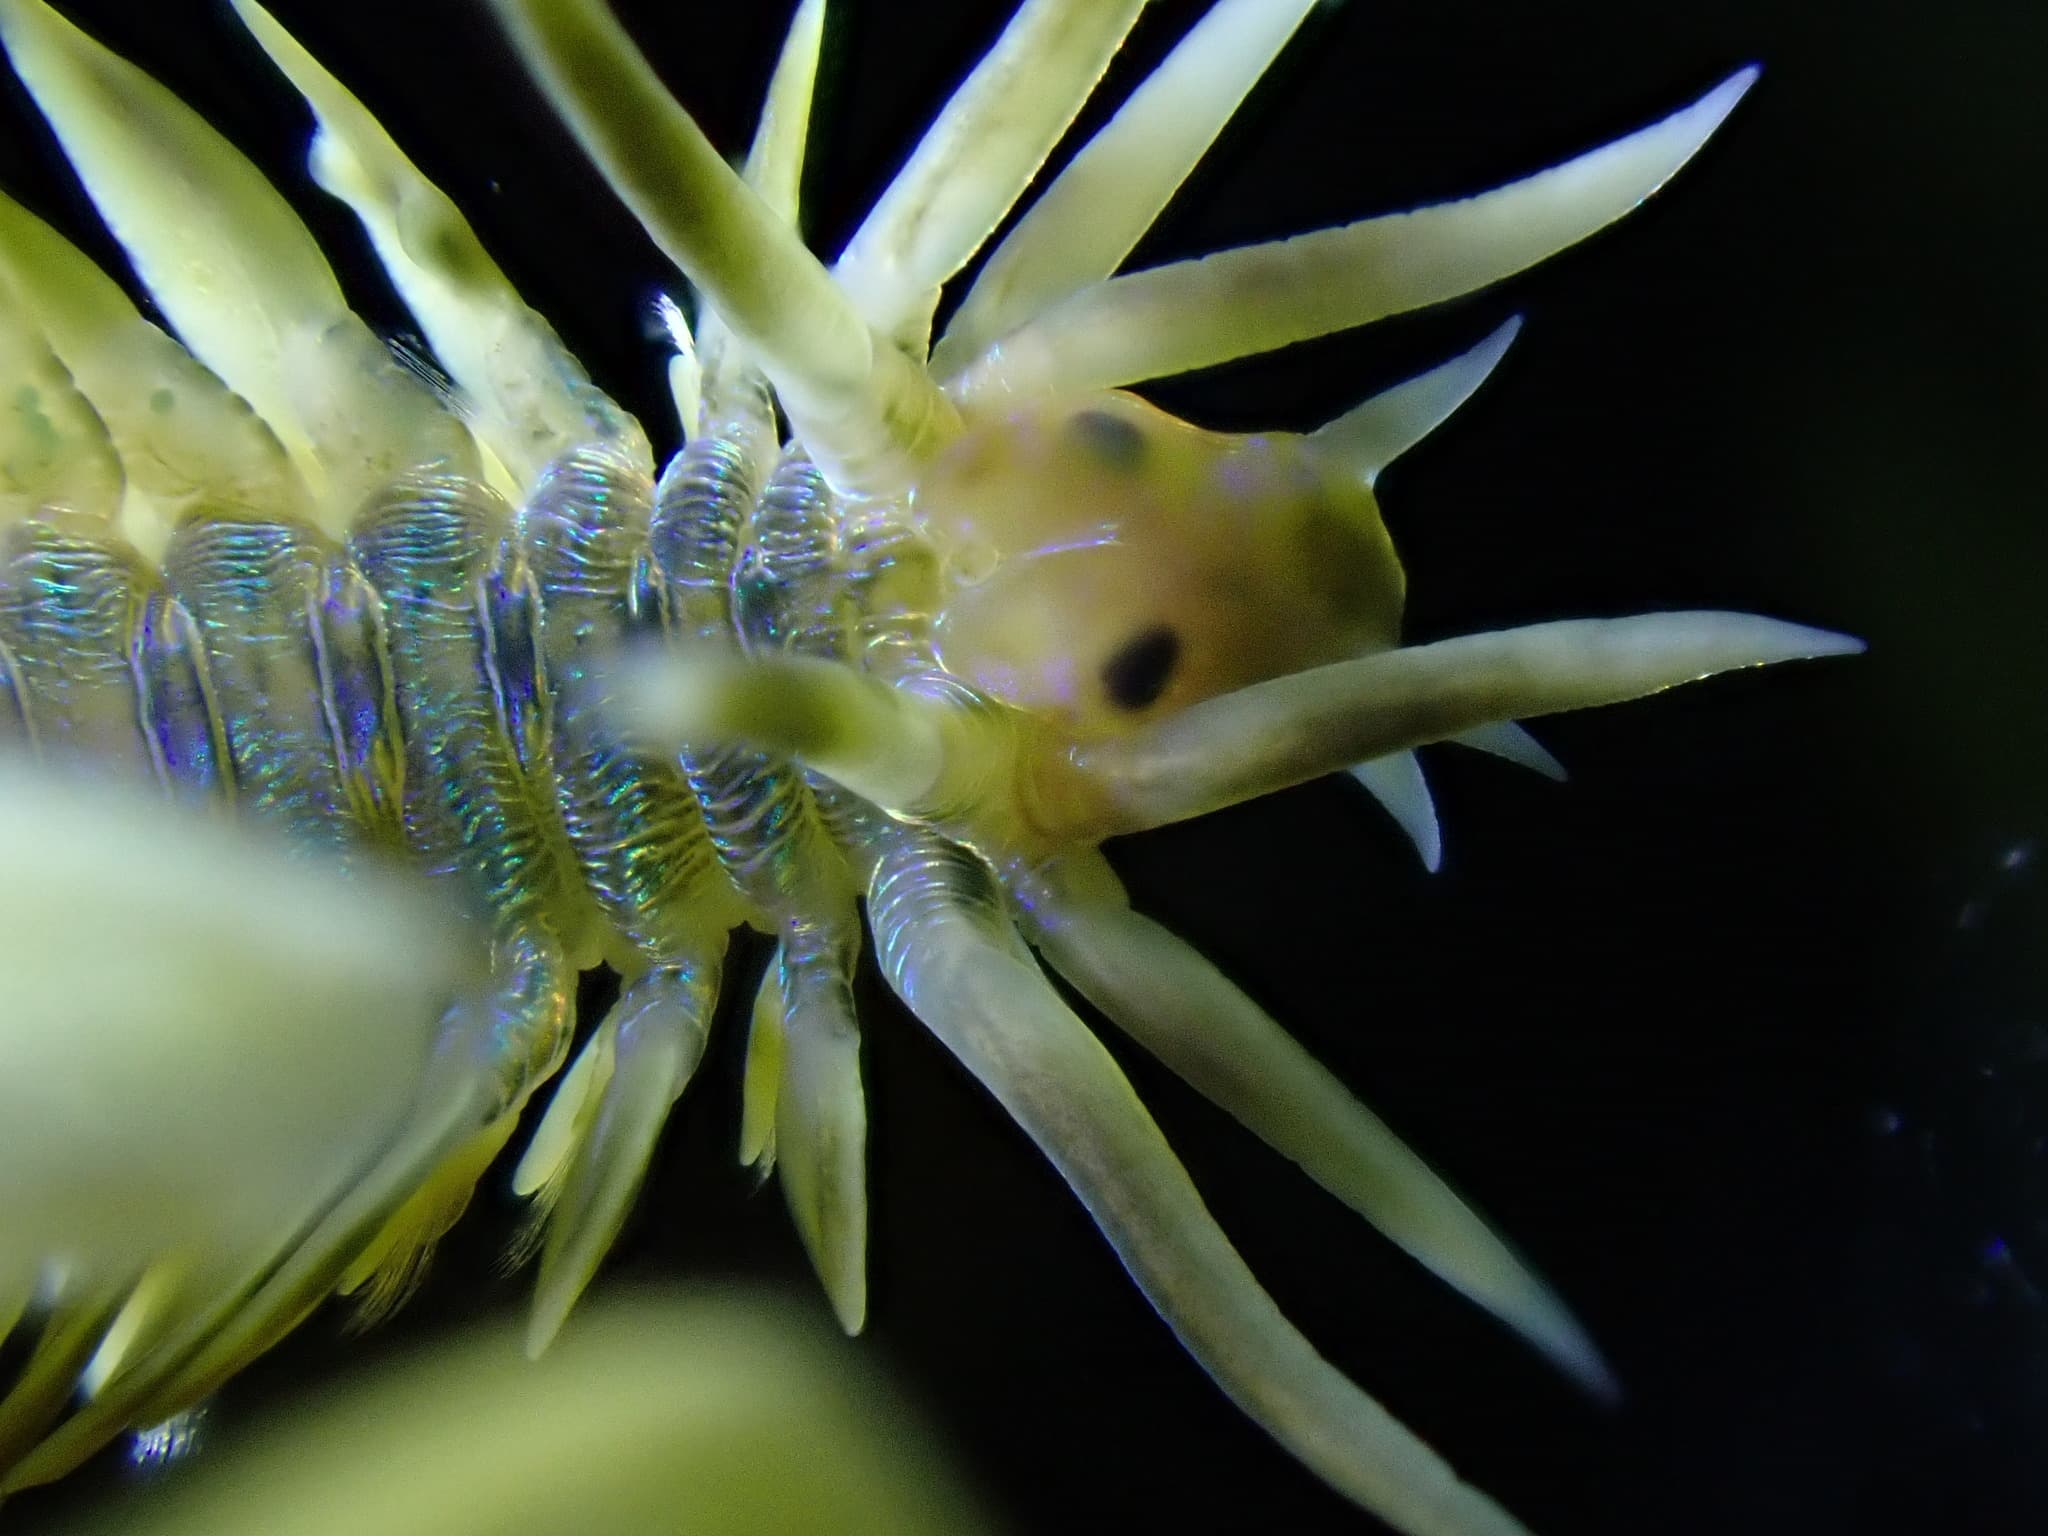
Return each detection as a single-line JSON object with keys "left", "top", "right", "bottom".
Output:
{"left": 5, "top": 2, "right": 2047, "bottom": 1533}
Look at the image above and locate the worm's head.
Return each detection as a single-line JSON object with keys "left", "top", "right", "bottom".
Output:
{"left": 920, "top": 392, "right": 1403, "bottom": 740}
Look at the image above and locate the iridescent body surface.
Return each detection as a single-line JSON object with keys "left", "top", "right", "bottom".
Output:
{"left": 0, "top": 3, "right": 1861, "bottom": 1534}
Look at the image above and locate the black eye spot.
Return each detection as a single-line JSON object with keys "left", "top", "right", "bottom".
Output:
{"left": 1065, "top": 408, "right": 1147, "bottom": 472}
{"left": 1101, "top": 624, "right": 1181, "bottom": 711}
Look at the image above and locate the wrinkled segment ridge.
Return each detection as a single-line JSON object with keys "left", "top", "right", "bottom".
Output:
{"left": 0, "top": 3, "right": 1856, "bottom": 1533}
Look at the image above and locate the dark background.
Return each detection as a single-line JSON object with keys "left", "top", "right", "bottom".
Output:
{"left": 5, "top": 1, "right": 2046, "bottom": 1532}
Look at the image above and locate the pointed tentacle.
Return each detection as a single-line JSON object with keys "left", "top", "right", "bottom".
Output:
{"left": 527, "top": 949, "right": 722, "bottom": 1356}
{"left": 869, "top": 827, "right": 1534, "bottom": 1536}
{"left": 739, "top": 947, "right": 786, "bottom": 1175}
{"left": 1051, "top": 612, "right": 1860, "bottom": 842}
{"left": 1315, "top": 319, "right": 1522, "bottom": 488}
{"left": 744, "top": 0, "right": 825, "bottom": 230}
{"left": 1349, "top": 750, "right": 1443, "bottom": 873}
{"left": 833, "top": 0, "right": 1150, "bottom": 351}
{"left": 0, "top": 189, "right": 312, "bottom": 551}
{"left": 1452, "top": 721, "right": 1567, "bottom": 781}
{"left": 947, "top": 69, "right": 1758, "bottom": 400}
{"left": 691, "top": 0, "right": 827, "bottom": 413}
{"left": 510, "top": 1017, "right": 616, "bottom": 1208}
{"left": 1015, "top": 851, "right": 1616, "bottom": 1399}
{"left": 772, "top": 920, "right": 869, "bottom": 1335}
{"left": 228, "top": 0, "right": 638, "bottom": 489}
{"left": 0, "top": 0, "right": 473, "bottom": 526}
{"left": 932, "top": 0, "right": 1319, "bottom": 377}
{"left": 485, "top": 0, "right": 958, "bottom": 498}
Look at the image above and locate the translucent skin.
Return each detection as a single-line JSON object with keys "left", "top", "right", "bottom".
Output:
{"left": 0, "top": 3, "right": 1861, "bottom": 1534}
{"left": 923, "top": 391, "right": 1403, "bottom": 736}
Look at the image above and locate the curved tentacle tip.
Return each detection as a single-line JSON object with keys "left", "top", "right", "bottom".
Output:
{"left": 1315, "top": 316, "right": 1523, "bottom": 488}
{"left": 950, "top": 62, "right": 1769, "bottom": 402}
{"left": 519, "top": 960, "right": 719, "bottom": 1359}
{"left": 1019, "top": 859, "right": 1618, "bottom": 1404}
{"left": 1048, "top": 613, "right": 1862, "bottom": 843}
{"left": 1527, "top": 1303, "right": 1622, "bottom": 1409}
{"left": 870, "top": 830, "right": 1542, "bottom": 1536}
{"left": 1454, "top": 721, "right": 1568, "bottom": 784}
{"left": 1349, "top": 751, "right": 1443, "bottom": 872}
{"left": 1803, "top": 626, "right": 1865, "bottom": 657}
{"left": 1711, "top": 63, "right": 1763, "bottom": 118}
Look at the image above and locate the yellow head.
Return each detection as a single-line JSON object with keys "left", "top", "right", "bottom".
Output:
{"left": 917, "top": 391, "right": 1402, "bottom": 741}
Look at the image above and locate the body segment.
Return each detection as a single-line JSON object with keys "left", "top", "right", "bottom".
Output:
{"left": 0, "top": 4, "right": 1860, "bottom": 1533}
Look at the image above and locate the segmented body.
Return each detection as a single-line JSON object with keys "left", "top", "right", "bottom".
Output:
{"left": 0, "top": 4, "right": 1865, "bottom": 1533}
{"left": 0, "top": 410, "right": 896, "bottom": 1092}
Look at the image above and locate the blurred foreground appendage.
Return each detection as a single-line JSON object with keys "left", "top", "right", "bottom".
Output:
{"left": 45, "top": 1288, "right": 996, "bottom": 1536}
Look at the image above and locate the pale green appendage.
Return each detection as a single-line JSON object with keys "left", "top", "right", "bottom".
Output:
{"left": 487, "top": 0, "right": 959, "bottom": 500}
{"left": 0, "top": 0, "right": 611, "bottom": 1487}
{"left": 0, "top": 190, "right": 313, "bottom": 559}
{"left": 652, "top": 9, "right": 876, "bottom": 1337}
{"left": 723, "top": 452, "right": 878, "bottom": 1335}
{"left": 831, "top": 0, "right": 1151, "bottom": 352}
{"left": 868, "top": 826, "right": 1536, "bottom": 1536}
{"left": 1458, "top": 721, "right": 1569, "bottom": 781}
{"left": 1014, "top": 848, "right": 1618, "bottom": 1400}
{"left": 548, "top": 3, "right": 1861, "bottom": 1529}
{"left": 230, "top": 0, "right": 640, "bottom": 493}
{"left": 0, "top": 0, "right": 475, "bottom": 529}
{"left": 503, "top": 439, "right": 740, "bottom": 1353}
{"left": 740, "top": 957, "right": 788, "bottom": 1174}
{"left": 236, "top": 0, "right": 789, "bottom": 1357}
{"left": 688, "top": 0, "right": 824, "bottom": 399}
{"left": 929, "top": 0, "right": 1321, "bottom": 377}
{"left": 1349, "top": 747, "right": 1446, "bottom": 873}
{"left": 518, "top": 959, "right": 722, "bottom": 1355}
{"left": 0, "top": 3, "right": 1866, "bottom": 1532}
{"left": 947, "top": 67, "right": 1762, "bottom": 402}
{"left": 1063, "top": 613, "right": 1863, "bottom": 841}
